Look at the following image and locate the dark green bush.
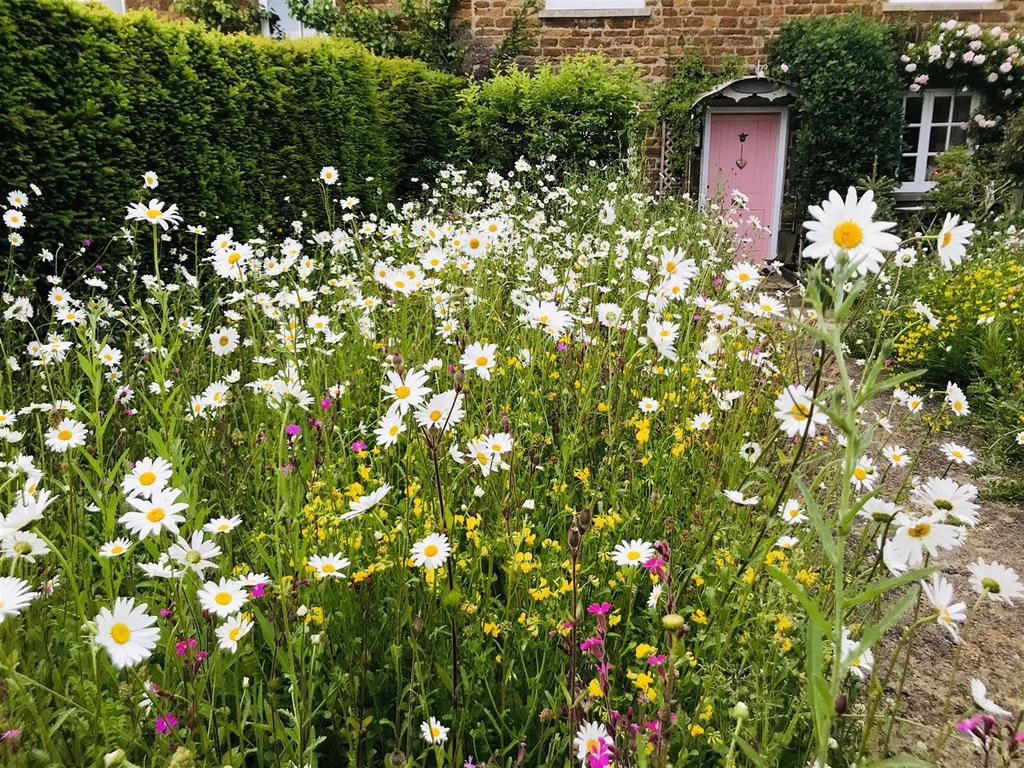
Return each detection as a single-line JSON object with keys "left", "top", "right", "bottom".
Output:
{"left": 0, "top": 0, "right": 461, "bottom": 254}
{"left": 455, "top": 56, "right": 651, "bottom": 172}
{"left": 768, "top": 14, "right": 904, "bottom": 213}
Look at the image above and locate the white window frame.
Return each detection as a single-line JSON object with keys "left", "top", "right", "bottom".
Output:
{"left": 883, "top": 1, "right": 1003, "bottom": 12}
{"left": 261, "top": 0, "right": 314, "bottom": 38}
{"left": 91, "top": 0, "right": 126, "bottom": 12}
{"left": 898, "top": 88, "right": 979, "bottom": 196}
{"left": 539, "top": 0, "right": 647, "bottom": 17}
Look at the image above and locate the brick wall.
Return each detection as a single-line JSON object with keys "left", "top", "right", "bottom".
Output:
{"left": 458, "top": 0, "right": 1024, "bottom": 78}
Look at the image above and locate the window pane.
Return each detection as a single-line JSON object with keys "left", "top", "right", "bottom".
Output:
{"left": 932, "top": 96, "right": 953, "bottom": 123}
{"left": 899, "top": 155, "right": 918, "bottom": 182}
{"left": 268, "top": 0, "right": 304, "bottom": 37}
{"left": 953, "top": 96, "right": 973, "bottom": 123}
{"left": 904, "top": 96, "right": 923, "bottom": 124}
{"left": 903, "top": 126, "right": 920, "bottom": 152}
{"left": 949, "top": 126, "right": 968, "bottom": 147}
{"left": 929, "top": 125, "right": 949, "bottom": 153}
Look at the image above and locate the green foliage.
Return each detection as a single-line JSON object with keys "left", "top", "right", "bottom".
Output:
{"left": 0, "top": 0, "right": 462, "bottom": 259}
{"left": 286, "top": 0, "right": 468, "bottom": 74}
{"left": 926, "top": 145, "right": 1005, "bottom": 220}
{"left": 455, "top": 56, "right": 651, "bottom": 172}
{"left": 998, "top": 108, "right": 1024, "bottom": 181}
{"left": 655, "top": 54, "right": 745, "bottom": 181}
{"left": 768, "top": 14, "right": 904, "bottom": 213}
{"left": 170, "top": 0, "right": 266, "bottom": 35}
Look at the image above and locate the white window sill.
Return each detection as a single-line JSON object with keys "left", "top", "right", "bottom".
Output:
{"left": 883, "top": 1, "right": 1002, "bottom": 11}
{"left": 538, "top": 8, "right": 650, "bottom": 18}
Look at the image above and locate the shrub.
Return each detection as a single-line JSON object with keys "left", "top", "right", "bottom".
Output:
{"left": 768, "top": 14, "right": 904, "bottom": 213}
{"left": 0, "top": 0, "right": 462, "bottom": 258}
{"left": 926, "top": 146, "right": 1005, "bottom": 220}
{"left": 655, "top": 54, "right": 744, "bottom": 181}
{"left": 455, "top": 56, "right": 651, "bottom": 172}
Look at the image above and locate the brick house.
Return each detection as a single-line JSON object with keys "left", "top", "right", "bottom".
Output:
{"left": 103, "top": 0, "right": 1021, "bottom": 259}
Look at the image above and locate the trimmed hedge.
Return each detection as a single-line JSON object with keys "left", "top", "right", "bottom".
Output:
{"left": 455, "top": 56, "right": 651, "bottom": 172}
{"left": 768, "top": 14, "right": 904, "bottom": 213}
{"left": 0, "top": 0, "right": 462, "bottom": 250}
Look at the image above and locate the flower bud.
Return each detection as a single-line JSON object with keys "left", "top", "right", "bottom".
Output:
{"left": 730, "top": 701, "right": 750, "bottom": 720}
{"left": 661, "top": 613, "right": 685, "bottom": 630}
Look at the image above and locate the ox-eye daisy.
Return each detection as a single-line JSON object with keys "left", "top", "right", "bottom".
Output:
{"left": 94, "top": 597, "right": 160, "bottom": 669}
{"left": 99, "top": 538, "right": 133, "bottom": 558}
{"left": 216, "top": 614, "right": 254, "bottom": 653}
{"left": 774, "top": 384, "right": 828, "bottom": 438}
{"left": 611, "top": 539, "right": 656, "bottom": 567}
{"left": 0, "top": 577, "right": 39, "bottom": 623}
{"left": 968, "top": 559, "right": 1023, "bottom": 605}
{"left": 198, "top": 578, "right": 249, "bottom": 617}
{"left": 308, "top": 553, "right": 350, "bottom": 579}
{"left": 420, "top": 716, "right": 449, "bottom": 744}
{"left": 44, "top": 418, "right": 88, "bottom": 453}
{"left": 461, "top": 342, "right": 497, "bottom": 381}
{"left": 119, "top": 487, "right": 188, "bottom": 540}
{"left": 803, "top": 187, "right": 900, "bottom": 274}
{"left": 410, "top": 533, "right": 450, "bottom": 570}
{"left": 122, "top": 456, "right": 173, "bottom": 499}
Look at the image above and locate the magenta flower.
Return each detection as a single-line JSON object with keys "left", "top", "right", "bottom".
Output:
{"left": 587, "top": 601, "right": 612, "bottom": 615}
{"left": 285, "top": 423, "right": 301, "bottom": 437}
{"left": 351, "top": 440, "right": 367, "bottom": 453}
{"left": 155, "top": 712, "right": 178, "bottom": 734}
{"left": 250, "top": 582, "right": 267, "bottom": 599}
{"left": 320, "top": 397, "right": 333, "bottom": 410}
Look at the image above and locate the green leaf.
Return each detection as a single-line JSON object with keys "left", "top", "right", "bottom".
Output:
{"left": 846, "top": 567, "right": 935, "bottom": 609}
{"left": 841, "top": 589, "right": 917, "bottom": 678}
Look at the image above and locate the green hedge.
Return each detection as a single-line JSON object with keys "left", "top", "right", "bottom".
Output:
{"left": 455, "top": 56, "right": 651, "bottom": 172}
{"left": 0, "top": 0, "right": 462, "bottom": 250}
{"left": 768, "top": 14, "right": 904, "bottom": 212}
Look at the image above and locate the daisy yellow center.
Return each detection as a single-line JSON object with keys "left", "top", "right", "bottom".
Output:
{"left": 424, "top": 544, "right": 439, "bottom": 557}
{"left": 942, "top": 231, "right": 952, "bottom": 247}
{"left": 227, "top": 252, "right": 242, "bottom": 265}
{"left": 475, "top": 355, "right": 489, "bottom": 367}
{"left": 145, "top": 208, "right": 161, "bottom": 219}
{"left": 321, "top": 563, "right": 336, "bottom": 573}
{"left": 469, "top": 238, "right": 481, "bottom": 249}
{"left": 832, "top": 220, "right": 863, "bottom": 250}
{"left": 110, "top": 623, "right": 132, "bottom": 644}
{"left": 952, "top": 450, "right": 963, "bottom": 459}
{"left": 853, "top": 467, "right": 868, "bottom": 481}
{"left": 388, "top": 425, "right": 400, "bottom": 436}
{"left": 907, "top": 522, "right": 931, "bottom": 538}
{"left": 219, "top": 336, "right": 230, "bottom": 346}
{"left": 395, "top": 385, "right": 411, "bottom": 399}
{"left": 933, "top": 499, "right": 953, "bottom": 512}
{"left": 789, "top": 403, "right": 810, "bottom": 420}
{"left": 57, "top": 429, "right": 73, "bottom": 441}
{"left": 666, "top": 262, "right": 677, "bottom": 273}
{"left": 111, "top": 545, "right": 124, "bottom": 554}
{"left": 738, "top": 272, "right": 750, "bottom": 281}
{"left": 587, "top": 738, "right": 600, "bottom": 753}
{"left": 429, "top": 409, "right": 442, "bottom": 422}
{"left": 229, "top": 627, "right": 241, "bottom": 641}
{"left": 431, "top": 726, "right": 441, "bottom": 738}
{"left": 215, "top": 591, "right": 233, "bottom": 606}
{"left": 146, "top": 508, "right": 165, "bottom": 523}
{"left": 627, "top": 550, "right": 641, "bottom": 560}
{"left": 138, "top": 471, "right": 157, "bottom": 486}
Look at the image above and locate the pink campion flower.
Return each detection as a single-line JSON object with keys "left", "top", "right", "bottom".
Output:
{"left": 154, "top": 712, "right": 178, "bottom": 734}
{"left": 320, "top": 397, "right": 332, "bottom": 410}
{"left": 580, "top": 636, "right": 603, "bottom": 652}
{"left": 285, "top": 423, "right": 301, "bottom": 437}
{"left": 647, "top": 654, "right": 667, "bottom": 666}
{"left": 250, "top": 582, "right": 267, "bottom": 599}
{"left": 587, "top": 601, "right": 612, "bottom": 615}
{"left": 351, "top": 440, "right": 367, "bottom": 453}
{"left": 159, "top": 607, "right": 173, "bottom": 619}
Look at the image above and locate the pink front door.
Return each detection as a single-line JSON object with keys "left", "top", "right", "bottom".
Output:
{"left": 703, "top": 111, "right": 784, "bottom": 263}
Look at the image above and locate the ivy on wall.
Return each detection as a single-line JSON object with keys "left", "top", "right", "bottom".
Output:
{"left": 768, "top": 14, "right": 905, "bottom": 215}
{"left": 655, "top": 54, "right": 745, "bottom": 183}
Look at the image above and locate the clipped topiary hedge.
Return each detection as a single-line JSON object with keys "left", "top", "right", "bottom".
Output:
{"left": 768, "top": 14, "right": 905, "bottom": 214}
{"left": 0, "top": 0, "right": 462, "bottom": 251}
{"left": 454, "top": 56, "right": 652, "bottom": 173}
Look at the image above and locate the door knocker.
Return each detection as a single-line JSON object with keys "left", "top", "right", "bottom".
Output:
{"left": 735, "top": 132, "right": 748, "bottom": 169}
